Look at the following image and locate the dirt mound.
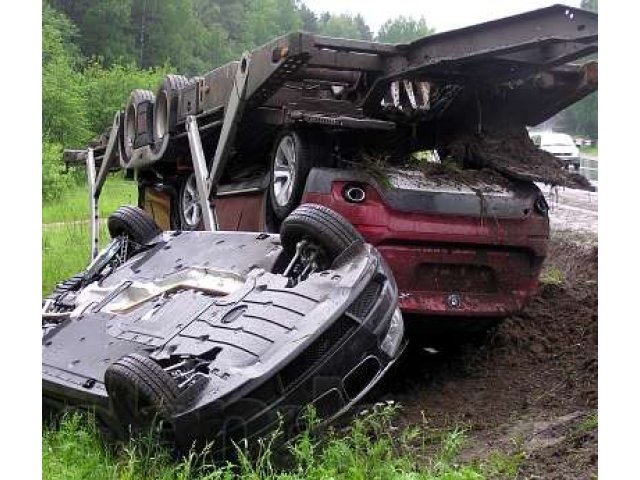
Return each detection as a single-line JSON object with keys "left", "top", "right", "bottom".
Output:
{"left": 446, "top": 126, "right": 594, "bottom": 191}
{"left": 371, "top": 234, "right": 598, "bottom": 478}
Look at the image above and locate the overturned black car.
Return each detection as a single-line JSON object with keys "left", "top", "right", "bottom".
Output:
{"left": 42, "top": 204, "right": 404, "bottom": 454}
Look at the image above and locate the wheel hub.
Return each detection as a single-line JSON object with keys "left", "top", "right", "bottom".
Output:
{"left": 181, "top": 174, "right": 202, "bottom": 228}
{"left": 272, "top": 135, "right": 297, "bottom": 207}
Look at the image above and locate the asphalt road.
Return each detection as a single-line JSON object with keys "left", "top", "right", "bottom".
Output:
{"left": 536, "top": 182, "right": 598, "bottom": 234}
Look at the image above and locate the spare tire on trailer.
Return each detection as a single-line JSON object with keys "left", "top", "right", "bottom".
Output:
{"left": 279, "top": 204, "right": 363, "bottom": 265}
{"left": 119, "top": 89, "right": 155, "bottom": 168}
{"left": 107, "top": 205, "right": 161, "bottom": 244}
{"left": 269, "top": 130, "right": 328, "bottom": 221}
{"left": 150, "top": 74, "right": 189, "bottom": 161}
{"left": 105, "top": 353, "right": 179, "bottom": 431}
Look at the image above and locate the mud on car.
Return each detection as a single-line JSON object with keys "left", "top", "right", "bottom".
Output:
{"left": 42, "top": 204, "right": 404, "bottom": 454}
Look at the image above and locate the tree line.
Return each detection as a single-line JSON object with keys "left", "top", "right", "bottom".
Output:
{"left": 43, "top": 2, "right": 168, "bottom": 200}
{"left": 46, "top": 0, "right": 434, "bottom": 75}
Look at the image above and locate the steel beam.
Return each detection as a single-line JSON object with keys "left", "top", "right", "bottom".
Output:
{"left": 306, "top": 49, "right": 384, "bottom": 71}
{"left": 402, "top": 5, "right": 597, "bottom": 69}
{"left": 86, "top": 148, "right": 99, "bottom": 260}
{"left": 311, "top": 35, "right": 398, "bottom": 56}
{"left": 207, "top": 52, "right": 251, "bottom": 196}
{"left": 496, "top": 38, "right": 597, "bottom": 66}
{"left": 185, "top": 115, "right": 217, "bottom": 231}
{"left": 94, "top": 111, "right": 123, "bottom": 199}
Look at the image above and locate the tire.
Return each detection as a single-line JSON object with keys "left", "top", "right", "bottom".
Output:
{"left": 178, "top": 173, "right": 202, "bottom": 230}
{"left": 151, "top": 75, "right": 189, "bottom": 161}
{"left": 107, "top": 205, "right": 161, "bottom": 244}
{"left": 154, "top": 74, "right": 188, "bottom": 138}
{"left": 279, "top": 204, "right": 364, "bottom": 261}
{"left": 120, "top": 89, "right": 155, "bottom": 167}
{"left": 269, "top": 130, "right": 326, "bottom": 221}
{"left": 105, "top": 353, "right": 179, "bottom": 430}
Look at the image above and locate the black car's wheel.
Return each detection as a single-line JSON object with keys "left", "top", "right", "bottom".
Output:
{"left": 105, "top": 353, "right": 179, "bottom": 431}
{"left": 108, "top": 205, "right": 161, "bottom": 244}
{"left": 178, "top": 173, "right": 202, "bottom": 230}
{"left": 269, "top": 130, "right": 325, "bottom": 221}
{"left": 280, "top": 204, "right": 364, "bottom": 264}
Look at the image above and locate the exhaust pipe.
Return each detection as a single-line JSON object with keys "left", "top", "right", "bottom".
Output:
{"left": 343, "top": 184, "right": 366, "bottom": 203}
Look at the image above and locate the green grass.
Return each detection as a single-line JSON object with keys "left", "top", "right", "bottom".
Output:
{"left": 481, "top": 450, "right": 526, "bottom": 479}
{"left": 43, "top": 405, "right": 496, "bottom": 480}
{"left": 572, "top": 412, "right": 598, "bottom": 438}
{"left": 42, "top": 174, "right": 137, "bottom": 224}
{"left": 42, "top": 222, "right": 113, "bottom": 295}
{"left": 42, "top": 174, "right": 136, "bottom": 294}
{"left": 539, "top": 265, "right": 564, "bottom": 286}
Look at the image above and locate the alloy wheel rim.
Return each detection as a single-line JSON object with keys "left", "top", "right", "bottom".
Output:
{"left": 273, "top": 135, "right": 297, "bottom": 207}
{"left": 181, "top": 174, "right": 201, "bottom": 228}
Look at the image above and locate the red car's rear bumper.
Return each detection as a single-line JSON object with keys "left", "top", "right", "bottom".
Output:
{"left": 372, "top": 244, "right": 541, "bottom": 316}
{"left": 303, "top": 169, "right": 549, "bottom": 318}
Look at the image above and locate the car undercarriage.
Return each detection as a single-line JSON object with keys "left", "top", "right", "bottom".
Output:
{"left": 42, "top": 205, "right": 404, "bottom": 455}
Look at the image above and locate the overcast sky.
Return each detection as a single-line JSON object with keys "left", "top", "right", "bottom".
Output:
{"left": 302, "top": 0, "right": 583, "bottom": 35}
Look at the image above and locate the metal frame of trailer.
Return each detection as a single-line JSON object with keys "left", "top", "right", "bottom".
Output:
{"left": 66, "top": 4, "right": 597, "bottom": 263}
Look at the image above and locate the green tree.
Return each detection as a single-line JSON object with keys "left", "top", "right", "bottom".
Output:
{"left": 83, "top": 62, "right": 167, "bottom": 136}
{"left": 42, "top": 2, "right": 90, "bottom": 147}
{"left": 551, "top": 0, "right": 597, "bottom": 140}
{"left": 49, "top": 0, "right": 215, "bottom": 74}
{"left": 354, "top": 14, "right": 372, "bottom": 41}
{"left": 129, "top": 0, "right": 211, "bottom": 74}
{"left": 318, "top": 13, "right": 371, "bottom": 40}
{"left": 42, "top": 141, "right": 70, "bottom": 202}
{"left": 241, "top": 0, "right": 303, "bottom": 48}
{"left": 206, "top": 0, "right": 250, "bottom": 53}
{"left": 296, "top": 1, "right": 318, "bottom": 32}
{"left": 49, "top": 0, "right": 135, "bottom": 65}
{"left": 42, "top": 3, "right": 170, "bottom": 200}
{"left": 578, "top": 95, "right": 597, "bottom": 140}
{"left": 192, "top": 0, "right": 235, "bottom": 64}
{"left": 376, "top": 16, "right": 435, "bottom": 44}
{"left": 42, "top": 3, "right": 87, "bottom": 199}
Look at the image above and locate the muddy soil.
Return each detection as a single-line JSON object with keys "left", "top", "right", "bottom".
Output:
{"left": 417, "top": 162, "right": 515, "bottom": 191}
{"left": 369, "top": 232, "right": 598, "bottom": 479}
{"left": 444, "top": 126, "right": 594, "bottom": 191}
{"left": 358, "top": 125, "right": 594, "bottom": 193}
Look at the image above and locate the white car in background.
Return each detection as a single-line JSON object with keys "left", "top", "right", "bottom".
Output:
{"left": 530, "top": 132, "right": 581, "bottom": 170}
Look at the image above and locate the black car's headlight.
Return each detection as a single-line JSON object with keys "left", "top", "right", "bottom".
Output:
{"left": 379, "top": 307, "right": 404, "bottom": 358}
